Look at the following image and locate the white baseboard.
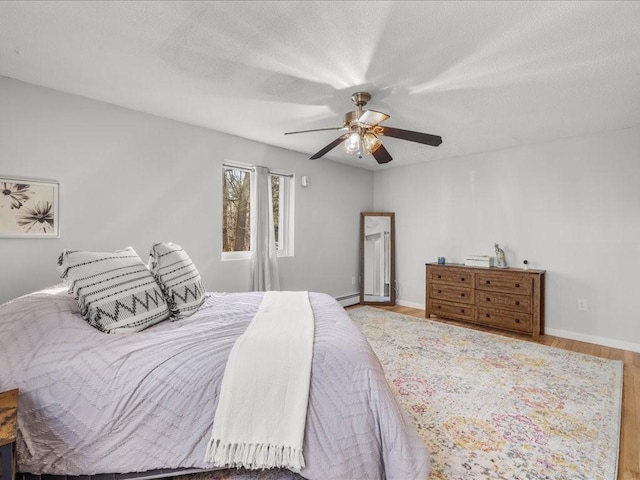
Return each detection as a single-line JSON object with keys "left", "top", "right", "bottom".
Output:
{"left": 397, "top": 299, "right": 426, "bottom": 310}
{"left": 395, "top": 299, "right": 640, "bottom": 354}
{"left": 545, "top": 328, "right": 640, "bottom": 354}
{"left": 346, "top": 297, "right": 426, "bottom": 310}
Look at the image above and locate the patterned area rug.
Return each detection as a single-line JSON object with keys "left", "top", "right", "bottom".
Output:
{"left": 175, "top": 306, "right": 623, "bottom": 480}
{"left": 350, "top": 307, "right": 623, "bottom": 480}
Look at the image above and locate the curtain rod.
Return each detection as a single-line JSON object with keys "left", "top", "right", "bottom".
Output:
{"left": 223, "top": 162, "right": 294, "bottom": 178}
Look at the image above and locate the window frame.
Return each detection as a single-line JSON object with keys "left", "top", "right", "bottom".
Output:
{"left": 221, "top": 162, "right": 294, "bottom": 261}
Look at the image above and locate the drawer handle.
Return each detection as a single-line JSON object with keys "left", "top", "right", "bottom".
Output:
{"left": 460, "top": 293, "right": 465, "bottom": 297}
{"left": 515, "top": 301, "right": 520, "bottom": 306}
{"left": 437, "top": 290, "right": 442, "bottom": 294}
{"left": 460, "top": 277, "right": 465, "bottom": 282}
{"left": 461, "top": 309, "right": 465, "bottom": 313}
{"left": 485, "top": 313, "right": 490, "bottom": 318}
{"left": 515, "top": 283, "right": 520, "bottom": 288}
{"left": 436, "top": 305, "right": 441, "bottom": 309}
{"left": 485, "top": 297, "right": 491, "bottom": 302}
{"left": 437, "top": 275, "right": 442, "bottom": 279}
{"left": 485, "top": 280, "right": 491, "bottom": 284}
{"left": 515, "top": 319, "right": 520, "bottom": 323}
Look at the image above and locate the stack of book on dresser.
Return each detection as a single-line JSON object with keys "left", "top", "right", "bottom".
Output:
{"left": 464, "top": 255, "right": 494, "bottom": 267}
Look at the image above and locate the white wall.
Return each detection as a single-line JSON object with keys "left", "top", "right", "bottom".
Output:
{"left": 4, "top": 75, "right": 638, "bottom": 352}
{"left": 374, "top": 127, "right": 640, "bottom": 352}
{"left": 0, "top": 77, "right": 373, "bottom": 304}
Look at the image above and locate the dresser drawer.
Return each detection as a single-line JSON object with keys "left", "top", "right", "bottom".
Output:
{"left": 477, "top": 307, "right": 532, "bottom": 333}
{"left": 475, "top": 271, "right": 532, "bottom": 295}
{"left": 428, "top": 267, "right": 474, "bottom": 287}
{"left": 475, "top": 290, "right": 531, "bottom": 314}
{"left": 430, "top": 300, "right": 475, "bottom": 322}
{"left": 430, "top": 283, "right": 474, "bottom": 304}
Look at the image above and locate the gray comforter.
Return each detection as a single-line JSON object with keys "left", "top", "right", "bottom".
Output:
{"left": 0, "top": 286, "right": 429, "bottom": 480}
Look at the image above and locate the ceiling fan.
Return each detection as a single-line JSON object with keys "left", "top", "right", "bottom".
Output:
{"left": 284, "top": 91, "right": 442, "bottom": 164}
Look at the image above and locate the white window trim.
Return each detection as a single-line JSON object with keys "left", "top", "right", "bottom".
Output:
{"left": 274, "top": 172, "right": 294, "bottom": 258}
{"left": 221, "top": 162, "right": 294, "bottom": 261}
{"left": 221, "top": 250, "right": 251, "bottom": 261}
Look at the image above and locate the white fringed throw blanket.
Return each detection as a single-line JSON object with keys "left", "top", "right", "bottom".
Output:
{"left": 205, "top": 291, "right": 315, "bottom": 472}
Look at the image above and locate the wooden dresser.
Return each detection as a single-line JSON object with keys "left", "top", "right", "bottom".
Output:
{"left": 425, "top": 263, "right": 545, "bottom": 340}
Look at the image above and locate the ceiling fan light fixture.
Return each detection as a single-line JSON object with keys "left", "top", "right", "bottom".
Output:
{"left": 343, "top": 132, "right": 362, "bottom": 154}
{"left": 291, "top": 91, "right": 442, "bottom": 164}
{"left": 363, "top": 132, "right": 382, "bottom": 154}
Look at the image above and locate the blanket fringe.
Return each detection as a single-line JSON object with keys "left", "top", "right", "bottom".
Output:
{"left": 205, "top": 438, "right": 305, "bottom": 472}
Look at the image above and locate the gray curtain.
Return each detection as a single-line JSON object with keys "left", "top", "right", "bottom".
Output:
{"left": 250, "top": 166, "right": 280, "bottom": 291}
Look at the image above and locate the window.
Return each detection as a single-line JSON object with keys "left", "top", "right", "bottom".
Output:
{"left": 222, "top": 167, "right": 251, "bottom": 253}
{"left": 222, "top": 163, "right": 293, "bottom": 259}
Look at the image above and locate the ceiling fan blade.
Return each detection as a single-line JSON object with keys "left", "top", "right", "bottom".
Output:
{"left": 284, "top": 127, "right": 343, "bottom": 135}
{"left": 378, "top": 126, "right": 442, "bottom": 146}
{"left": 310, "top": 133, "right": 350, "bottom": 159}
{"left": 357, "top": 110, "right": 390, "bottom": 127}
{"left": 372, "top": 144, "right": 393, "bottom": 164}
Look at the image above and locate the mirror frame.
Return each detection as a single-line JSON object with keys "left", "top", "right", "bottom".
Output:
{"left": 359, "top": 212, "right": 396, "bottom": 306}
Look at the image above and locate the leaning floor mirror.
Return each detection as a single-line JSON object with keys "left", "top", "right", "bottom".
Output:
{"left": 360, "top": 212, "right": 396, "bottom": 306}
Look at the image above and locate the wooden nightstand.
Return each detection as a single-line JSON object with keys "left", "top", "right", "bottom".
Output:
{"left": 0, "top": 389, "right": 18, "bottom": 480}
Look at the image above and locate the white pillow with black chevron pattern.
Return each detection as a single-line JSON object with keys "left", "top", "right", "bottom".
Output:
{"left": 57, "top": 247, "right": 171, "bottom": 333}
{"left": 149, "top": 242, "right": 205, "bottom": 319}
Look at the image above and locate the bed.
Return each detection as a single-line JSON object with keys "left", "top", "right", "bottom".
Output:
{"left": 0, "top": 285, "right": 429, "bottom": 480}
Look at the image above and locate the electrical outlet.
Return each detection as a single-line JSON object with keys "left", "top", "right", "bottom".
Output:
{"left": 577, "top": 299, "right": 588, "bottom": 311}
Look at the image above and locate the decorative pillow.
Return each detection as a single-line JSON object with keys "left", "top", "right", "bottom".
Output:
{"left": 149, "top": 242, "right": 205, "bottom": 319}
{"left": 57, "top": 247, "right": 170, "bottom": 333}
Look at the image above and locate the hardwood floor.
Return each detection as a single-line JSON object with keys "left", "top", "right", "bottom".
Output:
{"left": 360, "top": 304, "right": 640, "bottom": 480}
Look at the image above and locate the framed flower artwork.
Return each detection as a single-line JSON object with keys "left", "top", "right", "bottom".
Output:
{"left": 0, "top": 176, "right": 59, "bottom": 238}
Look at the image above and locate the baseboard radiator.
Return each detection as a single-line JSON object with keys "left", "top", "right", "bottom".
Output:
{"left": 336, "top": 293, "right": 360, "bottom": 307}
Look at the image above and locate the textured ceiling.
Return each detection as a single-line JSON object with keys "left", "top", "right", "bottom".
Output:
{"left": 1, "top": 1, "right": 639, "bottom": 170}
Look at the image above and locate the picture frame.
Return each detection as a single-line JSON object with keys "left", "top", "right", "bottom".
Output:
{"left": 0, "top": 176, "right": 60, "bottom": 238}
